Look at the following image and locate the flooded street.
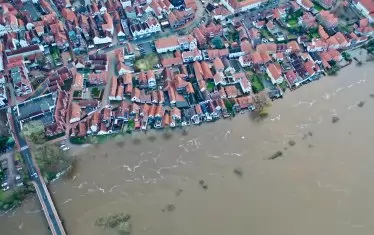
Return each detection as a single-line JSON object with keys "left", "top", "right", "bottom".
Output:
{"left": 1, "top": 55, "right": 374, "bottom": 235}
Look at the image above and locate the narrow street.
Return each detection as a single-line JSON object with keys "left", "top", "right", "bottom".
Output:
{"left": 5, "top": 83, "right": 16, "bottom": 106}
{"left": 100, "top": 50, "right": 116, "bottom": 108}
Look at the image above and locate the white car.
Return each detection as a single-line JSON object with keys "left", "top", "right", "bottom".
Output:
{"left": 62, "top": 146, "right": 70, "bottom": 151}
{"left": 2, "top": 185, "right": 9, "bottom": 191}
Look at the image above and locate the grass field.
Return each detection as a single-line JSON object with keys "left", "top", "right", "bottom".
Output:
{"left": 250, "top": 75, "right": 265, "bottom": 93}
{"left": 287, "top": 19, "right": 298, "bottom": 27}
{"left": 135, "top": 54, "right": 159, "bottom": 71}
{"left": 207, "top": 81, "right": 215, "bottom": 92}
{"left": 91, "top": 87, "right": 101, "bottom": 98}
{"left": 313, "top": 3, "right": 324, "bottom": 11}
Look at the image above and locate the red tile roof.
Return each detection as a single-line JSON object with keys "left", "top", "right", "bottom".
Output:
{"left": 304, "top": 60, "right": 315, "bottom": 75}
{"left": 70, "top": 102, "right": 81, "bottom": 122}
{"left": 78, "top": 122, "right": 87, "bottom": 137}
{"left": 256, "top": 43, "right": 277, "bottom": 53}
{"left": 287, "top": 41, "right": 301, "bottom": 53}
{"left": 251, "top": 51, "right": 263, "bottom": 64}
{"left": 61, "top": 8, "right": 77, "bottom": 24}
{"left": 193, "top": 61, "right": 204, "bottom": 80}
{"left": 213, "top": 57, "right": 224, "bottom": 71}
{"left": 200, "top": 61, "right": 213, "bottom": 79}
{"left": 358, "top": 0, "right": 374, "bottom": 12}
{"left": 236, "top": 96, "right": 253, "bottom": 109}
{"left": 260, "top": 51, "right": 271, "bottom": 63}
{"left": 318, "top": 10, "right": 338, "bottom": 27}
{"left": 155, "top": 36, "right": 179, "bottom": 49}
{"left": 110, "top": 76, "right": 117, "bottom": 97}
{"left": 224, "top": 85, "right": 238, "bottom": 98}
{"left": 267, "top": 63, "right": 282, "bottom": 80}
{"left": 334, "top": 32, "right": 348, "bottom": 45}
{"left": 285, "top": 70, "right": 298, "bottom": 85}
{"left": 240, "top": 39, "right": 252, "bottom": 53}
{"left": 318, "top": 25, "right": 329, "bottom": 40}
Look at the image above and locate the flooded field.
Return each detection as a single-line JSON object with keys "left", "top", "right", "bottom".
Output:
{"left": 1, "top": 51, "right": 374, "bottom": 235}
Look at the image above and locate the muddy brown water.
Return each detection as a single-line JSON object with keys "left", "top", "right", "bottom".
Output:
{"left": 2, "top": 52, "right": 374, "bottom": 235}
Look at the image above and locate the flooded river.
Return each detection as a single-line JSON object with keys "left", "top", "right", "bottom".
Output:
{"left": 1, "top": 51, "right": 374, "bottom": 235}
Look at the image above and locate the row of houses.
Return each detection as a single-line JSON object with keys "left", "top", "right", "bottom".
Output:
{"left": 71, "top": 92, "right": 255, "bottom": 137}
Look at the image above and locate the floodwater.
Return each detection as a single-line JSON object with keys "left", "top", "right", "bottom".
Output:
{"left": 2, "top": 50, "right": 374, "bottom": 235}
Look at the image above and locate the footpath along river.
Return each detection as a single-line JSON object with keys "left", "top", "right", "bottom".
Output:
{"left": 1, "top": 50, "right": 374, "bottom": 235}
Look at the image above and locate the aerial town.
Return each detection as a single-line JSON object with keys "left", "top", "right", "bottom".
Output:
{"left": 0, "top": 0, "right": 374, "bottom": 218}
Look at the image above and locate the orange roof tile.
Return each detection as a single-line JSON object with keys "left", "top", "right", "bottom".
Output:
{"left": 155, "top": 35, "right": 179, "bottom": 49}
{"left": 70, "top": 102, "right": 81, "bottom": 121}
{"left": 267, "top": 63, "right": 282, "bottom": 80}
{"left": 110, "top": 76, "right": 117, "bottom": 97}
{"left": 213, "top": 57, "right": 224, "bottom": 71}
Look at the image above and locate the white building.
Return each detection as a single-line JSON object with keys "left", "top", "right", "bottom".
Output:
{"left": 120, "top": 0, "right": 132, "bottom": 9}
{"left": 93, "top": 36, "right": 112, "bottom": 45}
{"left": 155, "top": 35, "right": 197, "bottom": 53}
{"left": 220, "top": 0, "right": 265, "bottom": 14}
{"left": 354, "top": 0, "right": 374, "bottom": 22}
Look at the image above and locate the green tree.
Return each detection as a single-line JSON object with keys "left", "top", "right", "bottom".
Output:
{"left": 211, "top": 37, "right": 225, "bottom": 49}
{"left": 22, "top": 121, "right": 46, "bottom": 144}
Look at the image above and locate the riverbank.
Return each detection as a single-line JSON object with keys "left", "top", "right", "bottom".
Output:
{"left": 2, "top": 49, "right": 374, "bottom": 235}
{"left": 68, "top": 48, "right": 371, "bottom": 148}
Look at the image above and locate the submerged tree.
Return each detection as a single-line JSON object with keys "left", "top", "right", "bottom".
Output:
{"left": 252, "top": 90, "right": 270, "bottom": 117}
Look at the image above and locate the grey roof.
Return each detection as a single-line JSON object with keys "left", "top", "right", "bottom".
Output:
{"left": 17, "top": 93, "right": 56, "bottom": 121}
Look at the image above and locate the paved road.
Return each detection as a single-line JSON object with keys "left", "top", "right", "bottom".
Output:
{"left": 10, "top": 108, "right": 66, "bottom": 235}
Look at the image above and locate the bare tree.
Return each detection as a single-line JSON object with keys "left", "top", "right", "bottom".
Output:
{"left": 252, "top": 90, "right": 270, "bottom": 113}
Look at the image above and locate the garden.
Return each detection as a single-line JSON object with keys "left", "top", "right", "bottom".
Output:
{"left": 250, "top": 74, "right": 265, "bottom": 93}
{"left": 91, "top": 87, "right": 102, "bottom": 98}
{"left": 73, "top": 90, "right": 82, "bottom": 99}
{"left": 286, "top": 9, "right": 303, "bottom": 28}
{"left": 135, "top": 54, "right": 159, "bottom": 71}
{"left": 62, "top": 78, "right": 73, "bottom": 91}
{"left": 206, "top": 81, "right": 215, "bottom": 92}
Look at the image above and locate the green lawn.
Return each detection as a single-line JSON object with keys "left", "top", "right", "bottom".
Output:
{"left": 0, "top": 190, "right": 12, "bottom": 202}
{"left": 91, "top": 87, "right": 101, "bottom": 98}
{"left": 279, "top": 81, "right": 288, "bottom": 91}
{"left": 288, "top": 34, "right": 298, "bottom": 40}
{"left": 286, "top": 9, "right": 303, "bottom": 28}
{"left": 225, "top": 31, "right": 239, "bottom": 42}
{"left": 207, "top": 81, "right": 215, "bottom": 92}
{"left": 311, "top": 32, "right": 320, "bottom": 38}
{"left": 73, "top": 90, "right": 82, "bottom": 98}
{"left": 46, "top": 132, "right": 65, "bottom": 141}
{"left": 290, "top": 9, "right": 303, "bottom": 18}
{"left": 70, "top": 136, "right": 87, "bottom": 145}
{"left": 135, "top": 54, "right": 159, "bottom": 71}
{"left": 250, "top": 75, "right": 265, "bottom": 93}
{"left": 62, "top": 79, "right": 73, "bottom": 91}
{"left": 313, "top": 3, "right": 324, "bottom": 11}
{"left": 260, "top": 29, "right": 273, "bottom": 39}
{"left": 287, "top": 19, "right": 298, "bottom": 27}
{"left": 78, "top": 68, "right": 91, "bottom": 75}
